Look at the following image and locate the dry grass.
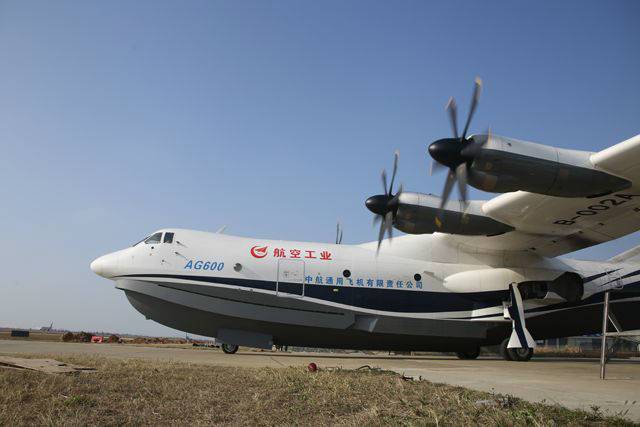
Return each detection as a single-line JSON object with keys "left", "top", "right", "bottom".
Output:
{"left": 0, "top": 355, "right": 633, "bottom": 426}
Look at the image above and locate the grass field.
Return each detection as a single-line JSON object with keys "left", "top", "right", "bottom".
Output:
{"left": 0, "top": 355, "right": 633, "bottom": 426}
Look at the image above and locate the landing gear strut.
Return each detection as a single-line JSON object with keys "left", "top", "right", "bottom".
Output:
{"left": 221, "top": 343, "right": 239, "bottom": 354}
{"left": 501, "top": 283, "right": 535, "bottom": 362}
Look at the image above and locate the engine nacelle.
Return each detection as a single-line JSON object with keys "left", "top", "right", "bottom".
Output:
{"left": 467, "top": 135, "right": 630, "bottom": 198}
{"left": 443, "top": 269, "right": 584, "bottom": 302}
{"left": 394, "top": 193, "right": 513, "bottom": 236}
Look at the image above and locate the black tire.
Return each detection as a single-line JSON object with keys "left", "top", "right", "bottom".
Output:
{"left": 500, "top": 338, "right": 513, "bottom": 361}
{"left": 221, "top": 343, "right": 238, "bottom": 354}
{"left": 455, "top": 348, "right": 480, "bottom": 360}
{"left": 507, "top": 347, "right": 534, "bottom": 362}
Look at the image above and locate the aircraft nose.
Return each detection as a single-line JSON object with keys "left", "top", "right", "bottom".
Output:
{"left": 90, "top": 254, "right": 119, "bottom": 278}
{"left": 90, "top": 257, "right": 105, "bottom": 277}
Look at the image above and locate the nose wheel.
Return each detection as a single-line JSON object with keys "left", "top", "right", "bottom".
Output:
{"left": 221, "top": 343, "right": 239, "bottom": 354}
{"left": 500, "top": 338, "right": 533, "bottom": 361}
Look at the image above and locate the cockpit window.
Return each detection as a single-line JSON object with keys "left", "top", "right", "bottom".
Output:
{"left": 144, "top": 232, "right": 163, "bottom": 244}
{"left": 132, "top": 236, "right": 149, "bottom": 247}
{"left": 163, "top": 232, "right": 174, "bottom": 244}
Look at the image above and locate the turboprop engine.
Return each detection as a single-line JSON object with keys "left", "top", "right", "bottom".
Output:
{"left": 427, "top": 78, "right": 631, "bottom": 220}
{"left": 443, "top": 269, "right": 584, "bottom": 303}
{"left": 392, "top": 192, "right": 513, "bottom": 236}
{"left": 364, "top": 152, "right": 515, "bottom": 249}
{"left": 430, "top": 134, "right": 631, "bottom": 198}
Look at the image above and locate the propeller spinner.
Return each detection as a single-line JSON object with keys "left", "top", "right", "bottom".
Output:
{"left": 365, "top": 151, "right": 402, "bottom": 252}
{"left": 428, "top": 77, "right": 488, "bottom": 222}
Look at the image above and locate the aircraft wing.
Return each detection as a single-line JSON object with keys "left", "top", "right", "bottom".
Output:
{"left": 445, "top": 134, "right": 640, "bottom": 257}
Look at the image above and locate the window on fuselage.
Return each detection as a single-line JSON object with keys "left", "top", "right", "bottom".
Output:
{"left": 144, "top": 232, "right": 163, "bottom": 244}
{"left": 163, "top": 232, "right": 174, "bottom": 244}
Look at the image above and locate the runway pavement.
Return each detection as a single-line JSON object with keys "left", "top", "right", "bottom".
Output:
{"left": 2, "top": 339, "right": 639, "bottom": 421}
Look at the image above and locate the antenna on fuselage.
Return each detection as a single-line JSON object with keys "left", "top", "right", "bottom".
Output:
{"left": 215, "top": 225, "right": 228, "bottom": 234}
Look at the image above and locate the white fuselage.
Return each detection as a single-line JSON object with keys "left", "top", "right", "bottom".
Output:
{"left": 90, "top": 228, "right": 640, "bottom": 350}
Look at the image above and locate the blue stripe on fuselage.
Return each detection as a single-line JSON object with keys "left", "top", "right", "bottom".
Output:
{"left": 116, "top": 273, "right": 508, "bottom": 313}
{"left": 115, "top": 273, "right": 640, "bottom": 316}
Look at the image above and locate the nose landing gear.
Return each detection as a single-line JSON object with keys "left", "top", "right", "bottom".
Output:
{"left": 500, "top": 283, "right": 535, "bottom": 362}
{"left": 500, "top": 338, "right": 533, "bottom": 361}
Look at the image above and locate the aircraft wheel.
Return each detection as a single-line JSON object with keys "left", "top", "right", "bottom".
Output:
{"left": 508, "top": 347, "right": 534, "bottom": 362}
{"left": 221, "top": 343, "right": 238, "bottom": 354}
{"left": 455, "top": 348, "right": 480, "bottom": 360}
{"left": 499, "top": 338, "right": 513, "bottom": 361}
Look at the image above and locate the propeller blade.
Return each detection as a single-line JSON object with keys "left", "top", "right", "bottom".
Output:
{"left": 390, "top": 183, "right": 403, "bottom": 205}
{"left": 381, "top": 169, "right": 388, "bottom": 196}
{"left": 373, "top": 151, "right": 402, "bottom": 253}
{"left": 456, "top": 163, "right": 468, "bottom": 208}
{"left": 385, "top": 211, "right": 394, "bottom": 240}
{"left": 376, "top": 211, "right": 395, "bottom": 253}
{"left": 485, "top": 126, "right": 492, "bottom": 151}
{"left": 461, "top": 77, "right": 482, "bottom": 140}
{"left": 336, "top": 222, "right": 341, "bottom": 244}
{"left": 461, "top": 127, "right": 492, "bottom": 158}
{"left": 338, "top": 229, "right": 343, "bottom": 245}
{"left": 446, "top": 97, "right": 459, "bottom": 139}
{"left": 377, "top": 217, "right": 386, "bottom": 252}
{"left": 439, "top": 170, "right": 457, "bottom": 212}
{"left": 429, "top": 159, "right": 446, "bottom": 176}
{"left": 389, "top": 150, "right": 399, "bottom": 195}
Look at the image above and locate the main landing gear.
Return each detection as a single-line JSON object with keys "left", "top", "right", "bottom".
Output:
{"left": 221, "top": 343, "right": 239, "bottom": 354}
{"left": 455, "top": 347, "right": 480, "bottom": 360}
{"left": 500, "top": 338, "right": 533, "bottom": 362}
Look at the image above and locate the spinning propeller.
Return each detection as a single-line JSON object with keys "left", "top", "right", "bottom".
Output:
{"left": 428, "top": 77, "right": 488, "bottom": 224}
{"left": 365, "top": 151, "right": 402, "bottom": 252}
{"left": 364, "top": 78, "right": 489, "bottom": 248}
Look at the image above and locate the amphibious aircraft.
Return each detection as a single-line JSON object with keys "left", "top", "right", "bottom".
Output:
{"left": 91, "top": 79, "right": 640, "bottom": 361}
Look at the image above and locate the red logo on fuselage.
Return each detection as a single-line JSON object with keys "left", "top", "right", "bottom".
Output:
{"left": 250, "top": 245, "right": 268, "bottom": 258}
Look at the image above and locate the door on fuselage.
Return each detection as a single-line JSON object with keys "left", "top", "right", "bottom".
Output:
{"left": 277, "top": 259, "right": 305, "bottom": 297}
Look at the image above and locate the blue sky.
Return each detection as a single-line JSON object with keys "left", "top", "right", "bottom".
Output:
{"left": 1, "top": 1, "right": 639, "bottom": 335}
